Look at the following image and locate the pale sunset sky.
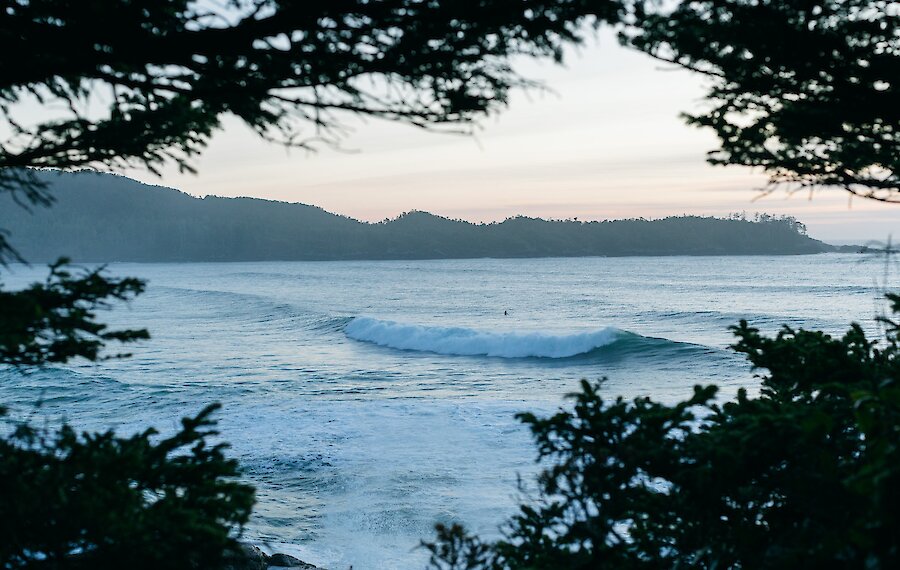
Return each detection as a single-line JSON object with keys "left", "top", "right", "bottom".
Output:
{"left": 120, "top": 30, "right": 896, "bottom": 244}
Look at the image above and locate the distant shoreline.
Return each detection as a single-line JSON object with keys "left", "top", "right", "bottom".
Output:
{"left": 4, "top": 252, "right": 871, "bottom": 269}
{"left": 1, "top": 170, "right": 854, "bottom": 263}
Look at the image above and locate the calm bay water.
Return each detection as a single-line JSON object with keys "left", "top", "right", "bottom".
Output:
{"left": 0, "top": 254, "right": 891, "bottom": 568}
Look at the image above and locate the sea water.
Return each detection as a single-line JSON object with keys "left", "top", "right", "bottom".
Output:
{"left": 0, "top": 254, "right": 892, "bottom": 568}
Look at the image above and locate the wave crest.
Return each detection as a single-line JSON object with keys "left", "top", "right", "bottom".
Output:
{"left": 344, "top": 317, "right": 622, "bottom": 359}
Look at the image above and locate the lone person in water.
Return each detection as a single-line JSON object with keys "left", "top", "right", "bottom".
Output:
{"left": 504, "top": 310, "right": 508, "bottom": 316}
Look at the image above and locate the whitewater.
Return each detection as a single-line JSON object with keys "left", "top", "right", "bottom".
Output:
{"left": 0, "top": 254, "right": 889, "bottom": 569}
{"left": 345, "top": 317, "right": 624, "bottom": 358}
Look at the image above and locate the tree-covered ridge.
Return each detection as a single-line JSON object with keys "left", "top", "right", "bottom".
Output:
{"left": 1, "top": 170, "right": 834, "bottom": 262}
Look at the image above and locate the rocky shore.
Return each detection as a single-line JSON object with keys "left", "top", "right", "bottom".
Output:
{"left": 225, "top": 544, "right": 323, "bottom": 570}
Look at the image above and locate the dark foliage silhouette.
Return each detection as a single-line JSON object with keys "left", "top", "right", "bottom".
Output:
{"left": 0, "top": 1, "right": 894, "bottom": 567}
{"left": 0, "top": 404, "right": 255, "bottom": 570}
{"left": 625, "top": 0, "right": 898, "bottom": 201}
{"left": 0, "top": 2, "right": 626, "bottom": 567}
{"left": 0, "top": 0, "right": 623, "bottom": 262}
{"left": 0, "top": 259, "right": 147, "bottom": 366}
{"left": 424, "top": 294, "right": 900, "bottom": 569}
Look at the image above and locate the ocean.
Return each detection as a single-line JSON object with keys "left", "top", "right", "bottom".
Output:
{"left": 0, "top": 254, "right": 892, "bottom": 568}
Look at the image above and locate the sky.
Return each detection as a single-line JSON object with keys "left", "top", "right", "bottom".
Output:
{"left": 108, "top": 29, "right": 895, "bottom": 244}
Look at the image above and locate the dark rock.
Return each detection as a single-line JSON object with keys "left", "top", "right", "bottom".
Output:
{"left": 268, "top": 552, "right": 320, "bottom": 568}
{"left": 223, "top": 543, "right": 269, "bottom": 570}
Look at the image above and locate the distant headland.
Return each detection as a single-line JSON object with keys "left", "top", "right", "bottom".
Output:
{"left": 0, "top": 170, "right": 858, "bottom": 263}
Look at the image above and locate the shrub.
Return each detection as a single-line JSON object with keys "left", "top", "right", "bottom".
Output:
{"left": 0, "top": 403, "right": 254, "bottom": 570}
{"left": 425, "top": 295, "right": 900, "bottom": 569}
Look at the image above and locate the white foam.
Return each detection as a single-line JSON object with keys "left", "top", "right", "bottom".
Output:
{"left": 345, "top": 317, "right": 620, "bottom": 358}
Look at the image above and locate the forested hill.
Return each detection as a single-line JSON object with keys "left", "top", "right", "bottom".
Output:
{"left": 1, "top": 170, "right": 836, "bottom": 262}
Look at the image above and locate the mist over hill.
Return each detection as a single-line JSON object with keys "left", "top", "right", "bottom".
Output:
{"left": 0, "top": 170, "right": 838, "bottom": 262}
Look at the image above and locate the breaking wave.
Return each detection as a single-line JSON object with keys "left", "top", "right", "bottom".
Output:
{"left": 344, "top": 317, "right": 626, "bottom": 359}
